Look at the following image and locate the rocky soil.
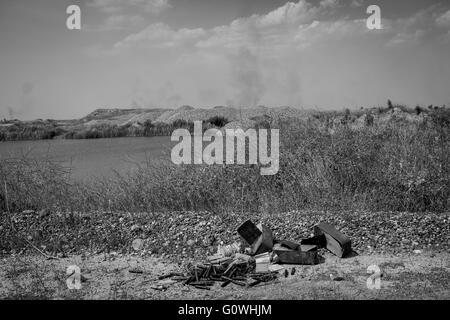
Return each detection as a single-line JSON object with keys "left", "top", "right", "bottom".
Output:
{"left": 1, "top": 210, "right": 449, "bottom": 262}
{"left": 1, "top": 251, "right": 448, "bottom": 300}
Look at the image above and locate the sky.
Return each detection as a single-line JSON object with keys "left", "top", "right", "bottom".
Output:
{"left": 0, "top": 0, "right": 449, "bottom": 120}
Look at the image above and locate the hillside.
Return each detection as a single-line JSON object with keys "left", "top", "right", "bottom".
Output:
{"left": 0, "top": 104, "right": 448, "bottom": 141}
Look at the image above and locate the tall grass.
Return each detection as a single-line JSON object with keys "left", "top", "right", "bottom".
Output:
{"left": 0, "top": 158, "right": 72, "bottom": 212}
{"left": 0, "top": 117, "right": 230, "bottom": 141}
{"left": 0, "top": 121, "right": 64, "bottom": 141}
{"left": 0, "top": 115, "right": 449, "bottom": 214}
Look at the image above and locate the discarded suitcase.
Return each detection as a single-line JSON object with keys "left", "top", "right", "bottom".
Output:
{"left": 273, "top": 243, "right": 320, "bottom": 265}
{"left": 237, "top": 220, "right": 274, "bottom": 255}
{"left": 314, "top": 222, "right": 352, "bottom": 258}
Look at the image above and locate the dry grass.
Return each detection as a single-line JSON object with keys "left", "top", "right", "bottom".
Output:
{"left": 0, "top": 110, "right": 449, "bottom": 215}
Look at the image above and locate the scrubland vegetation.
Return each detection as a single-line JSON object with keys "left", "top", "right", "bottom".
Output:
{"left": 0, "top": 116, "right": 227, "bottom": 141}
{"left": 1, "top": 104, "right": 448, "bottom": 216}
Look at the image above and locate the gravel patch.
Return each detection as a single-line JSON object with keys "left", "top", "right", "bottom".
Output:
{"left": 1, "top": 210, "right": 449, "bottom": 260}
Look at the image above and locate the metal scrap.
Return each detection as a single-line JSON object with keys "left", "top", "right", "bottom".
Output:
{"left": 156, "top": 220, "right": 353, "bottom": 290}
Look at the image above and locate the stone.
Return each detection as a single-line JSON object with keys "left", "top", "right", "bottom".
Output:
{"left": 38, "top": 208, "right": 50, "bottom": 218}
{"left": 132, "top": 238, "right": 144, "bottom": 251}
{"left": 131, "top": 224, "right": 142, "bottom": 232}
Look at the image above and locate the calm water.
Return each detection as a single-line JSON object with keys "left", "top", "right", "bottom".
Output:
{"left": 0, "top": 137, "right": 174, "bottom": 181}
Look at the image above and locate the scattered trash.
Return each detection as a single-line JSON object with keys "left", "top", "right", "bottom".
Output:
{"left": 237, "top": 220, "right": 262, "bottom": 245}
{"left": 128, "top": 267, "right": 144, "bottom": 274}
{"left": 313, "top": 222, "right": 352, "bottom": 258}
{"left": 238, "top": 220, "right": 274, "bottom": 255}
{"left": 300, "top": 244, "right": 318, "bottom": 252}
{"left": 301, "top": 234, "right": 326, "bottom": 248}
{"left": 330, "top": 274, "right": 345, "bottom": 281}
{"left": 217, "top": 242, "right": 240, "bottom": 257}
{"left": 268, "top": 264, "right": 284, "bottom": 272}
{"left": 158, "top": 272, "right": 184, "bottom": 280}
{"left": 156, "top": 219, "right": 353, "bottom": 290}
{"left": 273, "top": 243, "right": 321, "bottom": 265}
{"left": 279, "top": 240, "right": 300, "bottom": 250}
{"left": 291, "top": 267, "right": 296, "bottom": 276}
{"left": 234, "top": 253, "right": 253, "bottom": 263}
{"left": 150, "top": 284, "right": 168, "bottom": 291}
{"left": 255, "top": 252, "right": 270, "bottom": 273}
{"left": 158, "top": 279, "right": 177, "bottom": 286}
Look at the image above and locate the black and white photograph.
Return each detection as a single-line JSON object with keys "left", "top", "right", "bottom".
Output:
{"left": 0, "top": 0, "right": 449, "bottom": 305}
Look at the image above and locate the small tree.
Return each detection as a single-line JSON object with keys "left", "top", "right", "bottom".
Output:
{"left": 207, "top": 116, "right": 229, "bottom": 127}
{"left": 415, "top": 105, "right": 422, "bottom": 115}
{"left": 387, "top": 99, "right": 393, "bottom": 109}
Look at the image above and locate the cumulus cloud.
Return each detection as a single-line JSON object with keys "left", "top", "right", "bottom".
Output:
{"left": 88, "top": 0, "right": 171, "bottom": 14}
{"left": 386, "top": 29, "right": 426, "bottom": 47}
{"left": 91, "top": 1, "right": 450, "bottom": 107}
{"left": 319, "top": 0, "right": 340, "bottom": 10}
{"left": 294, "top": 19, "right": 367, "bottom": 49}
{"left": 114, "top": 23, "right": 206, "bottom": 49}
{"left": 381, "top": 5, "right": 445, "bottom": 47}
{"left": 86, "top": 0, "right": 171, "bottom": 32}
{"left": 86, "top": 15, "right": 145, "bottom": 31}
{"left": 105, "top": 1, "right": 450, "bottom": 60}
{"left": 110, "top": 0, "right": 352, "bottom": 106}
{"left": 350, "top": 0, "right": 364, "bottom": 8}
{"left": 256, "top": 0, "right": 318, "bottom": 27}
{"left": 436, "top": 10, "right": 450, "bottom": 28}
{"left": 114, "top": 0, "right": 362, "bottom": 53}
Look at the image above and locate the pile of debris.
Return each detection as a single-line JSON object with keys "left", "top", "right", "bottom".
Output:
{"left": 162, "top": 220, "right": 352, "bottom": 290}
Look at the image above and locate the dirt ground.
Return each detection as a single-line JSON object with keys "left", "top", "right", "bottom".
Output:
{"left": 1, "top": 250, "right": 449, "bottom": 300}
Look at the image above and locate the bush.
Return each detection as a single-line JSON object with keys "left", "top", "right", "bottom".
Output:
{"left": 0, "top": 122, "right": 66, "bottom": 141}
{"left": 429, "top": 107, "right": 450, "bottom": 128}
{"left": 206, "top": 116, "right": 229, "bottom": 128}
{"left": 0, "top": 158, "right": 72, "bottom": 212}
{"left": 1, "top": 116, "right": 448, "bottom": 214}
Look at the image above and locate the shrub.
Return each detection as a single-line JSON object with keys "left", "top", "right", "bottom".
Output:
{"left": 388, "top": 99, "right": 393, "bottom": 109}
{"left": 206, "top": 116, "right": 229, "bottom": 128}
{"left": 415, "top": 105, "right": 423, "bottom": 115}
{"left": 1, "top": 112, "right": 448, "bottom": 214}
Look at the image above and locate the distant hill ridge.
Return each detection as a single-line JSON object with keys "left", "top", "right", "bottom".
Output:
{"left": 81, "top": 105, "right": 309, "bottom": 127}
{"left": 1, "top": 104, "right": 447, "bottom": 141}
{"left": 74, "top": 105, "right": 441, "bottom": 132}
